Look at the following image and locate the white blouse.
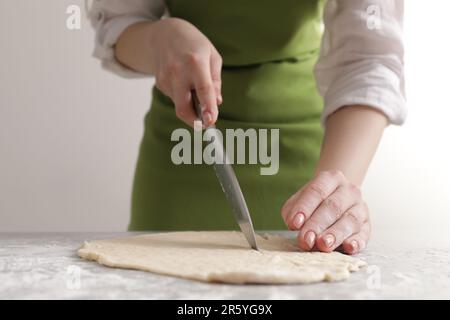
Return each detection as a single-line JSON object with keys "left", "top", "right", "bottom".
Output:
{"left": 86, "top": 0, "right": 406, "bottom": 125}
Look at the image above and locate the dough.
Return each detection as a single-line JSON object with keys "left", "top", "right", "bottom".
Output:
{"left": 77, "top": 231, "right": 366, "bottom": 284}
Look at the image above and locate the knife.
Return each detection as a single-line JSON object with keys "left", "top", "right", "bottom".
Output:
{"left": 191, "top": 90, "right": 259, "bottom": 250}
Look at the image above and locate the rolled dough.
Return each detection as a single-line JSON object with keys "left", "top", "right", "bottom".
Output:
{"left": 77, "top": 231, "right": 366, "bottom": 284}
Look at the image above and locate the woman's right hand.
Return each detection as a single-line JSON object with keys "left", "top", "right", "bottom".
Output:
{"left": 149, "top": 18, "right": 222, "bottom": 127}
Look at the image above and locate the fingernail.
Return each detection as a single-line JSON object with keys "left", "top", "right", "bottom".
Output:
{"left": 292, "top": 213, "right": 304, "bottom": 229}
{"left": 217, "top": 94, "right": 223, "bottom": 105}
{"left": 351, "top": 240, "right": 359, "bottom": 252}
{"left": 202, "top": 111, "right": 212, "bottom": 125}
{"left": 305, "top": 231, "right": 316, "bottom": 249}
{"left": 323, "top": 234, "right": 335, "bottom": 248}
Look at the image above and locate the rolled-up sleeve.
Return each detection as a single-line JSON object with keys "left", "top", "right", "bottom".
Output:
{"left": 315, "top": 0, "right": 406, "bottom": 125}
{"left": 86, "top": 0, "right": 166, "bottom": 78}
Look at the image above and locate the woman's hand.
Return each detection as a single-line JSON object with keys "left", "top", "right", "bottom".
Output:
{"left": 149, "top": 18, "right": 222, "bottom": 127}
{"left": 281, "top": 170, "right": 371, "bottom": 254}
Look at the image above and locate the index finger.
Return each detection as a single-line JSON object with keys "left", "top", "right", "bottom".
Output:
{"left": 190, "top": 56, "right": 218, "bottom": 126}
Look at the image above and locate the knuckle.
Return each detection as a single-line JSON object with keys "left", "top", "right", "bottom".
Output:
{"left": 211, "top": 73, "right": 221, "bottom": 82}
{"left": 306, "top": 216, "right": 324, "bottom": 232}
{"left": 347, "top": 182, "right": 362, "bottom": 198}
{"left": 196, "top": 82, "right": 214, "bottom": 95}
{"left": 336, "top": 223, "right": 353, "bottom": 239}
{"left": 175, "top": 107, "right": 185, "bottom": 118}
{"left": 324, "top": 197, "right": 342, "bottom": 219}
{"left": 302, "top": 218, "right": 317, "bottom": 231}
{"left": 186, "top": 52, "right": 203, "bottom": 66}
{"left": 309, "top": 183, "right": 328, "bottom": 201}
{"left": 328, "top": 228, "right": 344, "bottom": 243}
{"left": 167, "top": 61, "right": 182, "bottom": 75}
{"left": 345, "top": 210, "right": 362, "bottom": 228}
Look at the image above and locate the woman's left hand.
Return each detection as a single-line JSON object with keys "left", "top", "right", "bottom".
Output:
{"left": 281, "top": 170, "right": 371, "bottom": 254}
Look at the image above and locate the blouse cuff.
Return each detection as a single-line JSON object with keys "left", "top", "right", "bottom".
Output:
{"left": 92, "top": 15, "right": 153, "bottom": 78}
{"left": 320, "top": 60, "right": 407, "bottom": 126}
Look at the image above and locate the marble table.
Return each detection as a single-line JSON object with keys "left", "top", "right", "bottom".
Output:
{"left": 0, "top": 230, "right": 449, "bottom": 299}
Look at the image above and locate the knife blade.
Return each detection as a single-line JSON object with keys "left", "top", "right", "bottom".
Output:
{"left": 191, "top": 90, "right": 259, "bottom": 250}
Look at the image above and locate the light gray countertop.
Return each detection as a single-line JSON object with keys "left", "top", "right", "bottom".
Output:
{"left": 0, "top": 230, "right": 449, "bottom": 299}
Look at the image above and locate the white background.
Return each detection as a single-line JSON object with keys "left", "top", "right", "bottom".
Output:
{"left": 1, "top": 1, "right": 449, "bottom": 236}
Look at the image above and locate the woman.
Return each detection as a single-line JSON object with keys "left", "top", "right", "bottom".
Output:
{"left": 87, "top": 0, "right": 406, "bottom": 254}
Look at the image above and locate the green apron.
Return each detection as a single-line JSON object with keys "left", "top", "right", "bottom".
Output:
{"left": 129, "top": 0, "right": 325, "bottom": 231}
